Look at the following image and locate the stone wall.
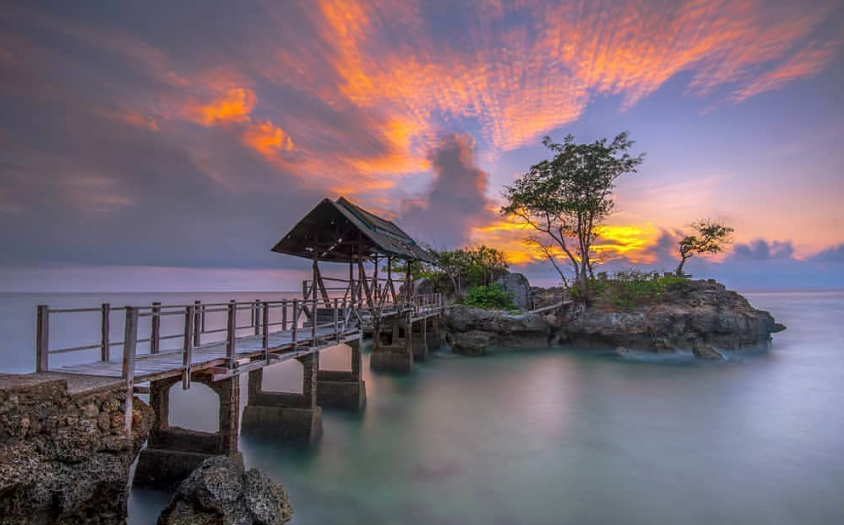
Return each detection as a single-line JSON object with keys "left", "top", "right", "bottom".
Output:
{"left": 0, "top": 373, "right": 152, "bottom": 525}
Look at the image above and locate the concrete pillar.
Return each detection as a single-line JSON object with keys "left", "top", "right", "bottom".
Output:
{"left": 370, "top": 317, "right": 414, "bottom": 374}
{"left": 241, "top": 354, "right": 323, "bottom": 444}
{"left": 134, "top": 375, "right": 243, "bottom": 489}
{"left": 411, "top": 318, "right": 428, "bottom": 361}
{"left": 316, "top": 338, "right": 367, "bottom": 410}
{"left": 427, "top": 316, "right": 445, "bottom": 351}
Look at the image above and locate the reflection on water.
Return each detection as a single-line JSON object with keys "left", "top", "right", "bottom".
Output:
{"left": 3, "top": 291, "right": 843, "bottom": 524}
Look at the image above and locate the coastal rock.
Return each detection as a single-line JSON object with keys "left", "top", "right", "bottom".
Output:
{"left": 444, "top": 305, "right": 551, "bottom": 355}
{"left": 0, "top": 373, "right": 153, "bottom": 525}
{"left": 158, "top": 456, "right": 293, "bottom": 525}
{"left": 494, "top": 273, "right": 532, "bottom": 309}
{"left": 561, "top": 280, "right": 785, "bottom": 357}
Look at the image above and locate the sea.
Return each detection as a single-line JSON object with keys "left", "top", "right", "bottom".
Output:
{"left": 1, "top": 290, "right": 843, "bottom": 525}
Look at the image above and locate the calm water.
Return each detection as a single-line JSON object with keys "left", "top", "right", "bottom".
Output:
{"left": 3, "top": 291, "right": 844, "bottom": 524}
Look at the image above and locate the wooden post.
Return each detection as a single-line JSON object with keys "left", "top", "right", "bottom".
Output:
{"left": 262, "top": 301, "right": 270, "bottom": 359}
{"left": 291, "top": 299, "right": 299, "bottom": 347}
{"left": 349, "top": 259, "right": 355, "bottom": 304}
{"left": 253, "top": 299, "right": 261, "bottom": 335}
{"left": 100, "top": 303, "right": 111, "bottom": 362}
{"left": 281, "top": 300, "right": 288, "bottom": 331}
{"left": 226, "top": 300, "right": 236, "bottom": 367}
{"left": 312, "top": 254, "right": 318, "bottom": 346}
{"left": 150, "top": 302, "right": 161, "bottom": 354}
{"left": 386, "top": 256, "right": 392, "bottom": 304}
{"left": 36, "top": 304, "right": 49, "bottom": 373}
{"left": 193, "top": 300, "right": 202, "bottom": 347}
{"left": 122, "top": 306, "right": 139, "bottom": 433}
{"left": 333, "top": 298, "right": 339, "bottom": 342}
{"left": 405, "top": 265, "right": 412, "bottom": 305}
{"left": 373, "top": 254, "right": 379, "bottom": 305}
{"left": 182, "top": 305, "right": 194, "bottom": 389}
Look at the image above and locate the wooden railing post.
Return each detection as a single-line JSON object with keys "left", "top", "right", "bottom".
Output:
{"left": 193, "top": 300, "right": 202, "bottom": 347}
{"left": 122, "top": 306, "right": 139, "bottom": 433}
{"left": 100, "top": 303, "right": 111, "bottom": 362}
{"left": 150, "top": 302, "right": 161, "bottom": 354}
{"left": 291, "top": 299, "right": 299, "bottom": 346}
{"left": 182, "top": 305, "right": 194, "bottom": 389}
{"left": 333, "top": 298, "right": 339, "bottom": 342}
{"left": 226, "top": 300, "right": 236, "bottom": 367}
{"left": 262, "top": 301, "right": 269, "bottom": 359}
{"left": 36, "top": 305, "right": 49, "bottom": 373}
{"left": 254, "top": 299, "right": 261, "bottom": 335}
{"left": 281, "top": 299, "right": 288, "bottom": 331}
{"left": 311, "top": 299, "right": 317, "bottom": 346}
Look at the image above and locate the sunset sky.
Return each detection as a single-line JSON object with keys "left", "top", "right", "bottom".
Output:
{"left": 1, "top": 0, "right": 843, "bottom": 291}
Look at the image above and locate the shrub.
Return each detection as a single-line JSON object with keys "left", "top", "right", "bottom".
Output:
{"left": 463, "top": 284, "right": 518, "bottom": 310}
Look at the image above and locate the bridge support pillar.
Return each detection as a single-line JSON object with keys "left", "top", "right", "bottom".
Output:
{"left": 134, "top": 374, "right": 242, "bottom": 489}
{"left": 316, "top": 337, "right": 366, "bottom": 410}
{"left": 427, "top": 316, "right": 445, "bottom": 351}
{"left": 370, "top": 318, "right": 414, "bottom": 374}
{"left": 241, "top": 353, "right": 323, "bottom": 445}
{"left": 411, "top": 319, "right": 428, "bottom": 361}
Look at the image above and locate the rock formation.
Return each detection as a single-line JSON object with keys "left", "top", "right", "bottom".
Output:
{"left": 561, "top": 280, "right": 785, "bottom": 355}
{"left": 0, "top": 373, "right": 153, "bottom": 525}
{"left": 158, "top": 456, "right": 293, "bottom": 525}
{"left": 494, "top": 273, "right": 532, "bottom": 309}
{"left": 443, "top": 280, "right": 785, "bottom": 359}
{"left": 443, "top": 305, "right": 551, "bottom": 355}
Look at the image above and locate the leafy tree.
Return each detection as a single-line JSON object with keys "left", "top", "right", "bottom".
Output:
{"left": 426, "top": 245, "right": 509, "bottom": 299}
{"left": 676, "top": 219, "right": 734, "bottom": 275}
{"left": 501, "top": 133, "right": 644, "bottom": 300}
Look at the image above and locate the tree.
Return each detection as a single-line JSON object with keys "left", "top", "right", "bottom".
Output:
{"left": 501, "top": 133, "right": 644, "bottom": 300}
{"left": 427, "top": 245, "right": 509, "bottom": 298}
{"left": 676, "top": 219, "right": 734, "bottom": 275}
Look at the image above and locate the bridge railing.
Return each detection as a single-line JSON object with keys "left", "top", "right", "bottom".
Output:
{"left": 35, "top": 296, "right": 363, "bottom": 383}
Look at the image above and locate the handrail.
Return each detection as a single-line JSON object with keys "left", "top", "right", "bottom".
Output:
{"left": 34, "top": 289, "right": 444, "bottom": 374}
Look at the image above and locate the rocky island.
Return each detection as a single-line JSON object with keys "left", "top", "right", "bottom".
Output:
{"left": 443, "top": 274, "right": 785, "bottom": 360}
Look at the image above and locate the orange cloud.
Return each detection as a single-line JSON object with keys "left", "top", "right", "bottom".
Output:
{"left": 191, "top": 88, "right": 256, "bottom": 126}
{"left": 241, "top": 119, "right": 294, "bottom": 157}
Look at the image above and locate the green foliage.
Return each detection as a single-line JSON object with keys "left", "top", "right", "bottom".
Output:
{"left": 427, "top": 245, "right": 509, "bottom": 298}
{"left": 501, "top": 132, "right": 645, "bottom": 301}
{"left": 591, "top": 271, "right": 693, "bottom": 311}
{"left": 463, "top": 284, "right": 518, "bottom": 310}
{"left": 677, "top": 219, "right": 734, "bottom": 275}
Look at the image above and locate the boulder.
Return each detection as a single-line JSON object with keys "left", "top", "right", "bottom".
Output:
{"left": 494, "top": 273, "right": 532, "bottom": 309}
{"left": 443, "top": 305, "right": 551, "bottom": 355}
{"left": 158, "top": 456, "right": 293, "bottom": 525}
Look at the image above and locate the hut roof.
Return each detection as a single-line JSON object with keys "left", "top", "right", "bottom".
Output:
{"left": 271, "top": 196, "right": 432, "bottom": 263}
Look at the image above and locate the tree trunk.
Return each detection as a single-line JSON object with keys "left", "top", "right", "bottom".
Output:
{"left": 676, "top": 256, "right": 688, "bottom": 276}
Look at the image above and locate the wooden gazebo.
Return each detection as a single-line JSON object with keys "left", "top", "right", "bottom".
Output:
{"left": 271, "top": 196, "right": 432, "bottom": 314}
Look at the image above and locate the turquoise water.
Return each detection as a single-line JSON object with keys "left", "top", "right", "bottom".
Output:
{"left": 3, "top": 291, "right": 844, "bottom": 524}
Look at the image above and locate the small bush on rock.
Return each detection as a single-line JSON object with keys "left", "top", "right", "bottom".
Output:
{"left": 463, "top": 284, "right": 518, "bottom": 310}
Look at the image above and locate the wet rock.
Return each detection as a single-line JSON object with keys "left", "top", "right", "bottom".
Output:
{"left": 693, "top": 342, "right": 725, "bottom": 360}
{"left": 159, "top": 456, "right": 293, "bottom": 525}
{"left": 444, "top": 305, "right": 551, "bottom": 355}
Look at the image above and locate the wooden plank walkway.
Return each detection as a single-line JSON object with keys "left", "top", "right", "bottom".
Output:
{"left": 53, "top": 324, "right": 358, "bottom": 383}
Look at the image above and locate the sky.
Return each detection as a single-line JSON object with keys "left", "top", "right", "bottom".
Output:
{"left": 1, "top": 0, "right": 843, "bottom": 292}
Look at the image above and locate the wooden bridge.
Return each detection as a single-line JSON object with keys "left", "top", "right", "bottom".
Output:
{"left": 31, "top": 196, "right": 448, "bottom": 489}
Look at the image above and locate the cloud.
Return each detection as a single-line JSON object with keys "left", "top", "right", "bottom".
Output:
{"left": 400, "top": 134, "right": 493, "bottom": 248}
{"left": 730, "top": 240, "right": 796, "bottom": 261}
{"left": 0, "top": 0, "right": 842, "bottom": 276}
{"left": 810, "top": 243, "right": 844, "bottom": 264}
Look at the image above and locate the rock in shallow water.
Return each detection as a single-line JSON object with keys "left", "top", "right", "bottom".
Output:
{"left": 158, "top": 456, "right": 293, "bottom": 525}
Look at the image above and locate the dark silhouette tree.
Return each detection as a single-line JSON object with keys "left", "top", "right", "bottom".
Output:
{"left": 501, "top": 132, "right": 644, "bottom": 300}
{"left": 676, "top": 219, "right": 734, "bottom": 275}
